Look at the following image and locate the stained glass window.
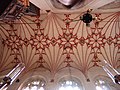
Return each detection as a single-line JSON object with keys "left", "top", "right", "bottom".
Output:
{"left": 94, "top": 76, "right": 119, "bottom": 90}
{"left": 59, "top": 77, "right": 83, "bottom": 90}
{"left": 21, "top": 76, "right": 45, "bottom": 90}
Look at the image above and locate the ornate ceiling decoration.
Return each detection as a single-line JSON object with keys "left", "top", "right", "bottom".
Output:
{"left": 0, "top": 12, "right": 120, "bottom": 81}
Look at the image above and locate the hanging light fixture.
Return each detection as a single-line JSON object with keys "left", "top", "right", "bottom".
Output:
{"left": 80, "top": 9, "right": 94, "bottom": 26}
{"left": 0, "top": 63, "right": 25, "bottom": 90}
{"left": 70, "top": 9, "right": 95, "bottom": 27}
{"left": 100, "top": 60, "right": 120, "bottom": 84}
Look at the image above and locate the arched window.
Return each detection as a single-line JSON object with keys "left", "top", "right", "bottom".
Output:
{"left": 21, "top": 76, "right": 46, "bottom": 90}
{"left": 94, "top": 76, "right": 119, "bottom": 90}
{"left": 58, "top": 76, "right": 83, "bottom": 90}
{"left": 95, "top": 79, "right": 111, "bottom": 90}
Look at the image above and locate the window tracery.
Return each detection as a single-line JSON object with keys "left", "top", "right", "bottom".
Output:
{"left": 58, "top": 76, "right": 83, "bottom": 90}
{"left": 94, "top": 76, "right": 119, "bottom": 90}
{"left": 21, "top": 76, "right": 45, "bottom": 90}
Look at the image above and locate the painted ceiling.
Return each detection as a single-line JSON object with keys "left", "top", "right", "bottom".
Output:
{"left": 0, "top": 11, "right": 120, "bottom": 80}
{"left": 0, "top": 0, "right": 120, "bottom": 81}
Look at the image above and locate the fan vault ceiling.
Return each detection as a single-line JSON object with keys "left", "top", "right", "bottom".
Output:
{"left": 0, "top": 12, "right": 120, "bottom": 81}
{"left": 0, "top": 0, "right": 120, "bottom": 82}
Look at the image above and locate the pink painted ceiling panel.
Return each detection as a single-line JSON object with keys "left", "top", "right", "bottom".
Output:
{"left": 0, "top": 12, "right": 120, "bottom": 80}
